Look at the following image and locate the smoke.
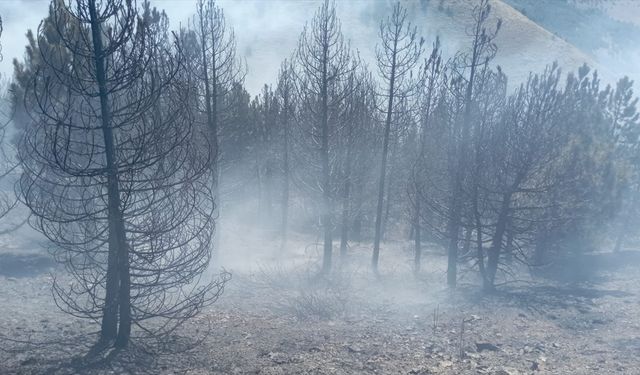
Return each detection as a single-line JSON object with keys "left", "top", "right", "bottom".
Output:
{"left": 2, "top": 0, "right": 638, "bottom": 94}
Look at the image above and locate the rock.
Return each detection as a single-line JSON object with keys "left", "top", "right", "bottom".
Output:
{"left": 409, "top": 367, "right": 432, "bottom": 374}
{"left": 345, "top": 344, "right": 364, "bottom": 353}
{"left": 530, "top": 361, "right": 540, "bottom": 371}
{"left": 475, "top": 342, "right": 500, "bottom": 352}
{"left": 493, "top": 367, "right": 520, "bottom": 375}
{"left": 20, "top": 358, "right": 36, "bottom": 366}
{"left": 268, "top": 352, "right": 289, "bottom": 364}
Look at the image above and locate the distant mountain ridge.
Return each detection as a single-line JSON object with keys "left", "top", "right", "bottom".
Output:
{"left": 398, "top": 0, "right": 605, "bottom": 87}
{"left": 504, "top": 0, "right": 640, "bottom": 55}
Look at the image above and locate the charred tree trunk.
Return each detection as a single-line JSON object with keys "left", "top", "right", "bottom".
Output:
{"left": 484, "top": 193, "right": 511, "bottom": 292}
{"left": 372, "top": 45, "right": 396, "bottom": 273}
{"left": 340, "top": 145, "right": 353, "bottom": 259}
{"left": 352, "top": 184, "right": 364, "bottom": 243}
{"left": 413, "top": 198, "right": 422, "bottom": 274}
{"left": 88, "top": 0, "right": 130, "bottom": 346}
{"left": 281, "top": 93, "right": 290, "bottom": 251}
{"left": 372, "top": 3, "right": 422, "bottom": 272}
{"left": 462, "top": 227, "right": 472, "bottom": 254}
{"left": 197, "top": 4, "right": 220, "bottom": 254}
{"left": 320, "top": 36, "right": 333, "bottom": 274}
{"left": 504, "top": 224, "right": 514, "bottom": 264}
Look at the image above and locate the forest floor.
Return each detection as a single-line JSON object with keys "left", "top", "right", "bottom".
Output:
{"left": 1, "top": 232, "right": 640, "bottom": 375}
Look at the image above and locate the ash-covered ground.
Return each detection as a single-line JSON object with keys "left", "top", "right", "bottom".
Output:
{"left": 1, "top": 230, "right": 639, "bottom": 375}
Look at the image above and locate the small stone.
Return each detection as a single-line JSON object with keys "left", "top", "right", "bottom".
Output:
{"left": 268, "top": 352, "right": 289, "bottom": 364}
{"left": 20, "top": 358, "right": 36, "bottom": 366}
{"left": 494, "top": 367, "right": 520, "bottom": 375}
{"left": 530, "top": 361, "right": 540, "bottom": 371}
{"left": 476, "top": 342, "right": 500, "bottom": 352}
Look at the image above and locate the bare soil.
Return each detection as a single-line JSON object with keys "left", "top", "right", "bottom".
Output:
{"left": 1, "top": 239, "right": 639, "bottom": 375}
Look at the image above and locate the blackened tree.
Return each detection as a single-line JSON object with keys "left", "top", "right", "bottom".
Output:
{"left": 17, "top": 0, "right": 227, "bottom": 349}
{"left": 372, "top": 2, "right": 423, "bottom": 273}
{"left": 293, "top": 0, "right": 357, "bottom": 273}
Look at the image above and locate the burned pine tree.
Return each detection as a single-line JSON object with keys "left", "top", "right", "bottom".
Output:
{"left": 0, "top": 15, "right": 20, "bottom": 228}
{"left": 250, "top": 84, "right": 280, "bottom": 231}
{"left": 605, "top": 77, "right": 640, "bottom": 252}
{"left": 480, "top": 65, "right": 563, "bottom": 291}
{"left": 17, "top": 0, "right": 227, "bottom": 349}
{"left": 532, "top": 66, "right": 626, "bottom": 264}
{"left": 337, "top": 70, "right": 376, "bottom": 259}
{"left": 292, "top": 0, "right": 357, "bottom": 273}
{"left": 455, "top": 65, "right": 508, "bottom": 288}
{"left": 276, "top": 59, "right": 296, "bottom": 250}
{"left": 371, "top": 2, "right": 423, "bottom": 273}
{"left": 193, "top": 0, "right": 244, "bottom": 248}
{"left": 409, "top": 38, "right": 445, "bottom": 275}
{"left": 443, "top": 0, "right": 501, "bottom": 287}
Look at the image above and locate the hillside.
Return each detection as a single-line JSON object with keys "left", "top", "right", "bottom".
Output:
{"left": 400, "top": 0, "right": 602, "bottom": 87}
{"left": 0, "top": 0, "right": 621, "bottom": 94}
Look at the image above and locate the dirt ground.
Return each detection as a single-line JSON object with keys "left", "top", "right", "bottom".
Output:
{"left": 1, "top": 235, "right": 639, "bottom": 375}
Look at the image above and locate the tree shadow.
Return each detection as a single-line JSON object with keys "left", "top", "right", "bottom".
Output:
{"left": 0, "top": 252, "right": 55, "bottom": 278}
{"left": 534, "top": 250, "right": 640, "bottom": 284}
{"left": 18, "top": 333, "right": 207, "bottom": 375}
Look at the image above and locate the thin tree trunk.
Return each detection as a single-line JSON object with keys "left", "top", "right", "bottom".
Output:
{"left": 382, "top": 181, "right": 392, "bottom": 241}
{"left": 88, "top": 0, "right": 129, "bottom": 346}
{"left": 484, "top": 193, "right": 511, "bottom": 292}
{"left": 476, "top": 226, "right": 485, "bottom": 282}
{"left": 352, "top": 184, "right": 363, "bottom": 243}
{"left": 198, "top": 9, "right": 220, "bottom": 255}
{"left": 504, "top": 224, "right": 513, "bottom": 264}
{"left": 340, "top": 145, "right": 353, "bottom": 259}
{"left": 211, "top": 72, "right": 221, "bottom": 253}
{"left": 462, "top": 227, "right": 472, "bottom": 254}
{"left": 413, "top": 198, "right": 422, "bottom": 275}
{"left": 321, "top": 36, "right": 332, "bottom": 274}
{"left": 372, "top": 40, "right": 397, "bottom": 273}
{"left": 265, "top": 164, "right": 274, "bottom": 230}
{"left": 447, "top": 23, "right": 481, "bottom": 287}
{"left": 614, "top": 188, "right": 637, "bottom": 252}
{"left": 473, "top": 182, "right": 485, "bottom": 281}
{"left": 281, "top": 96, "right": 290, "bottom": 251}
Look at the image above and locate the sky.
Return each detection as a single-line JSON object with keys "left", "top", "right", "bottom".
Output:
{"left": 0, "top": 0, "right": 639, "bottom": 95}
{"left": 607, "top": 0, "right": 640, "bottom": 25}
{"left": 0, "top": 0, "right": 382, "bottom": 95}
